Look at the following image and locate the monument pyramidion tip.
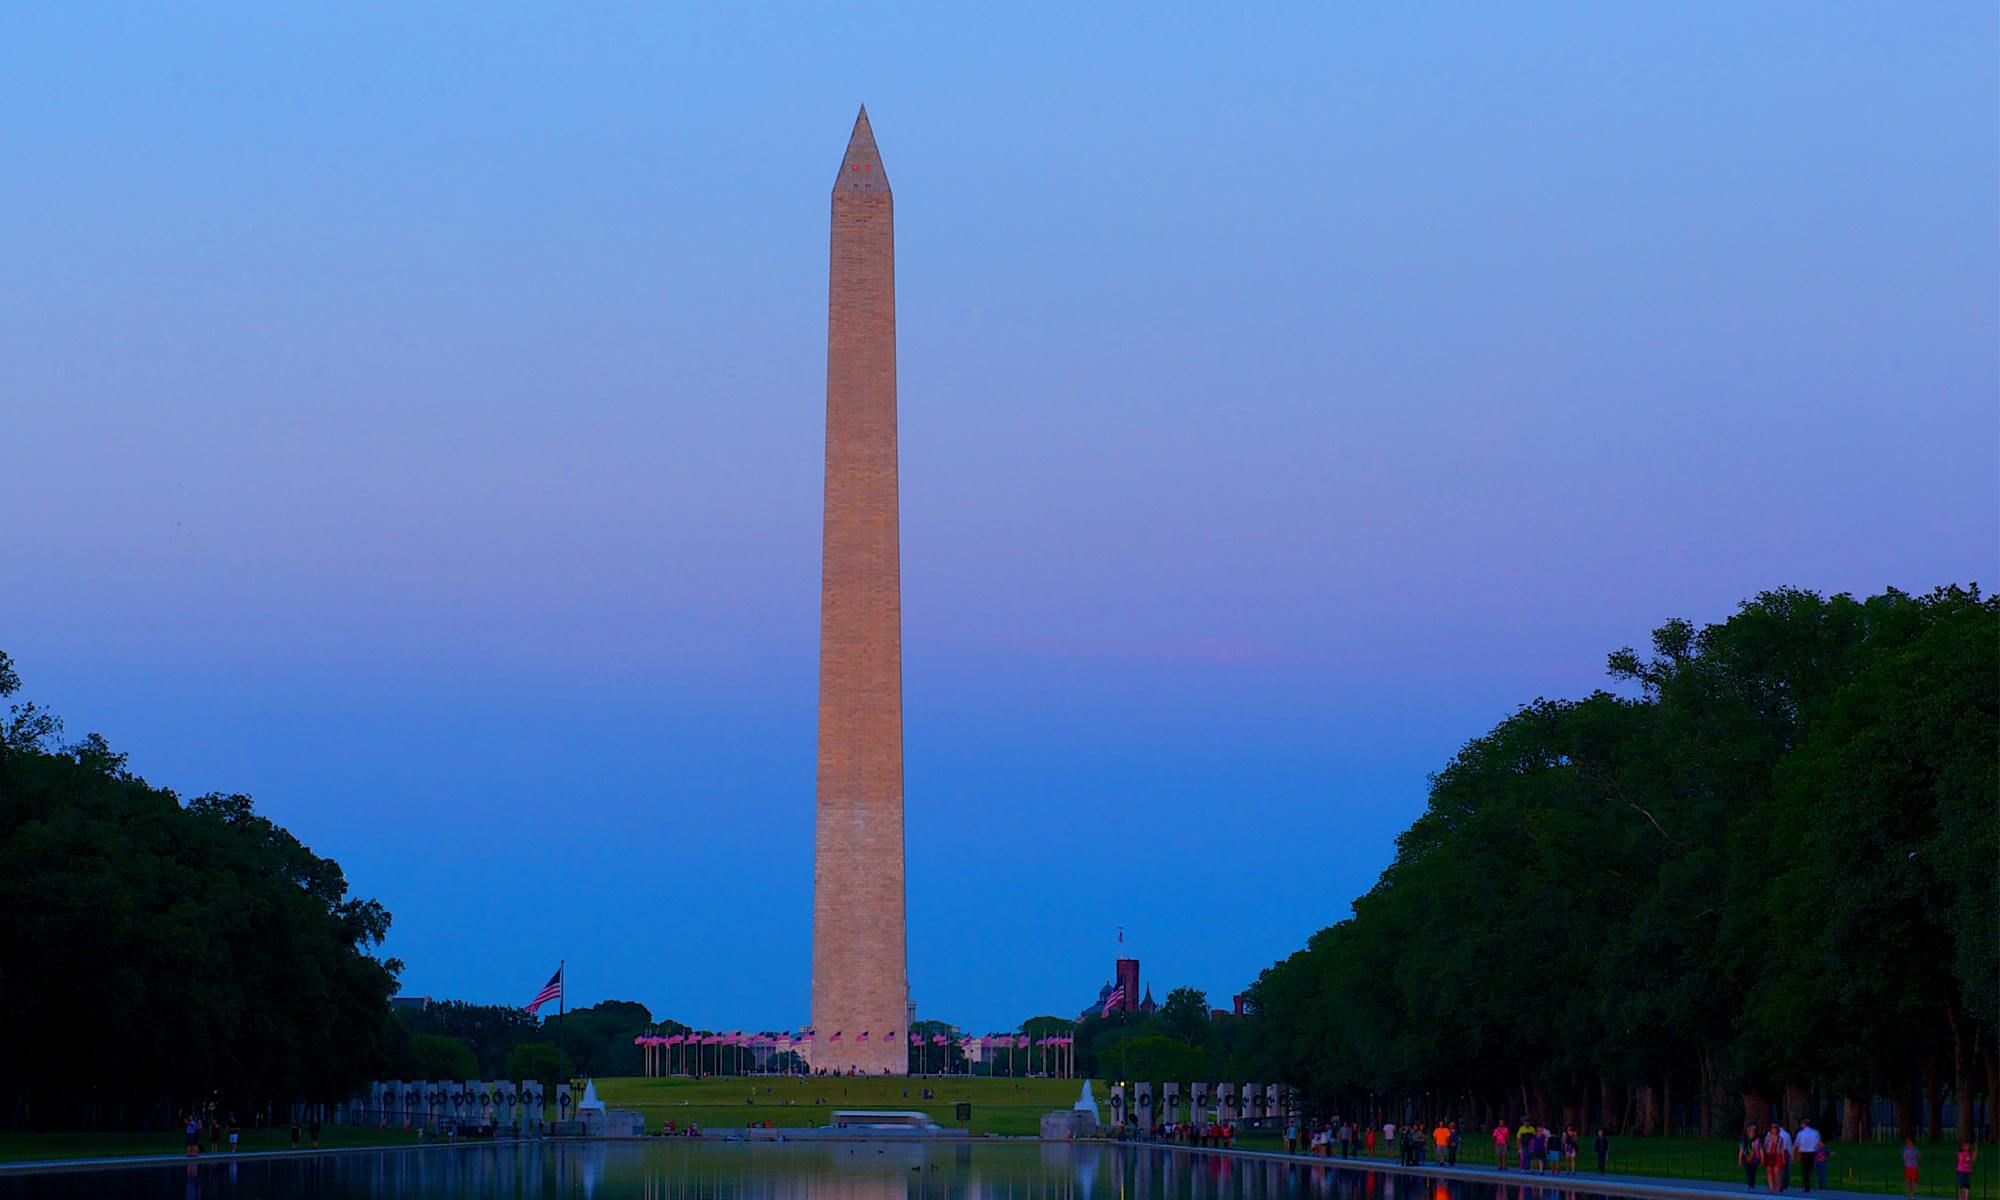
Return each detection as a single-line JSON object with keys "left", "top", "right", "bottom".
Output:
{"left": 834, "top": 105, "right": 889, "bottom": 193}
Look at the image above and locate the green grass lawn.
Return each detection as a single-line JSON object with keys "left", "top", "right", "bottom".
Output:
{"left": 0, "top": 1125, "right": 422, "bottom": 1165}
{"left": 592, "top": 1075, "right": 1096, "bottom": 1137}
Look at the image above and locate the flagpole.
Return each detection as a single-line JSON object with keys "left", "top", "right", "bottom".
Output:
{"left": 557, "top": 960, "right": 566, "bottom": 1095}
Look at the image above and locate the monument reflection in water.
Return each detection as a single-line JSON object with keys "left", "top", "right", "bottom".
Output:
{"left": 0, "top": 1142, "right": 1609, "bottom": 1200}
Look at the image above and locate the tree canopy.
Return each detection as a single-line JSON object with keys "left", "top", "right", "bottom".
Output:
{"left": 0, "top": 652, "right": 401, "bottom": 1130}
{"left": 1235, "top": 586, "right": 1997, "bottom": 1142}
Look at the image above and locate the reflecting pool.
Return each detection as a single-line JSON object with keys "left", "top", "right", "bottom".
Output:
{"left": 0, "top": 1141, "right": 1639, "bottom": 1200}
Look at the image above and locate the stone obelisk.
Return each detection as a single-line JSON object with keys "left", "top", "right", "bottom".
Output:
{"left": 810, "top": 106, "right": 908, "bottom": 1076}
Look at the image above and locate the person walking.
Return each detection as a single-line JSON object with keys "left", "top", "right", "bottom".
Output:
{"left": 1494, "top": 1120, "right": 1511, "bottom": 1170}
{"left": 1956, "top": 1141, "right": 1978, "bottom": 1200}
{"left": 1763, "top": 1124, "right": 1787, "bottom": 1194}
{"left": 1433, "top": 1121, "right": 1450, "bottom": 1166}
{"left": 184, "top": 1114, "right": 202, "bottom": 1158}
{"left": 1794, "top": 1120, "right": 1822, "bottom": 1194}
{"left": 1518, "top": 1120, "right": 1532, "bottom": 1172}
{"left": 1365, "top": 1126, "right": 1376, "bottom": 1158}
{"left": 1339, "top": 1121, "right": 1352, "bottom": 1159}
{"left": 1740, "top": 1126, "right": 1761, "bottom": 1191}
{"left": 309, "top": 1115, "right": 321, "bottom": 1149}
{"left": 1902, "top": 1139, "right": 1920, "bottom": 1200}
{"left": 227, "top": 1114, "right": 240, "bottom": 1153}
{"left": 1595, "top": 1128, "right": 1610, "bottom": 1174}
{"left": 1563, "top": 1125, "right": 1579, "bottom": 1174}
{"left": 1778, "top": 1123, "right": 1795, "bottom": 1192}
{"left": 1286, "top": 1120, "right": 1300, "bottom": 1155}
{"left": 1447, "top": 1121, "right": 1460, "bottom": 1167}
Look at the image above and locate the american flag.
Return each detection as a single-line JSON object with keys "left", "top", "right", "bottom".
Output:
{"left": 1101, "top": 983, "right": 1125, "bottom": 1016}
{"left": 526, "top": 967, "right": 563, "bottom": 1014}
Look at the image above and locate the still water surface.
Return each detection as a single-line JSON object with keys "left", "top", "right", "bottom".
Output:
{"left": 2, "top": 1141, "right": 1634, "bottom": 1200}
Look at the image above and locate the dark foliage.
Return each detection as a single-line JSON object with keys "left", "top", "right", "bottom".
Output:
{"left": 1235, "top": 587, "right": 1997, "bottom": 1141}
{"left": 0, "top": 652, "right": 401, "bottom": 1130}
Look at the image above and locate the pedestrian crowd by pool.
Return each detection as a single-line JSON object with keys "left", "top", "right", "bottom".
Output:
{"left": 182, "top": 1111, "right": 306, "bottom": 1157}
{"left": 1736, "top": 1118, "right": 1833, "bottom": 1195}
{"left": 1159, "top": 1121, "right": 1238, "bottom": 1148}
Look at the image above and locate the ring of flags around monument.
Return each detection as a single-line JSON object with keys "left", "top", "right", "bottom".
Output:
{"left": 629, "top": 1028, "right": 1079, "bottom": 1076}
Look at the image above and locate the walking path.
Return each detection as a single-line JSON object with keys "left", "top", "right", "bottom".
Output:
{"left": 1119, "top": 1142, "right": 1896, "bottom": 1200}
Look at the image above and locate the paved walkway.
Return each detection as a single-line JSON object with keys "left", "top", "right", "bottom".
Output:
{"left": 1118, "top": 1142, "right": 1894, "bottom": 1200}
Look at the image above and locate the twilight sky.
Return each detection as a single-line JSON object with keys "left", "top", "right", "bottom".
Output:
{"left": 3, "top": 5, "right": 1995, "bottom": 1031}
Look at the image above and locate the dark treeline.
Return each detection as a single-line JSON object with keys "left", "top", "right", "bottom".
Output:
{"left": 1073, "top": 989, "right": 1247, "bottom": 1084}
{"left": 0, "top": 652, "right": 400, "bottom": 1131}
{"left": 390, "top": 998, "right": 663, "bottom": 1082}
{"left": 1237, "top": 587, "right": 1997, "bottom": 1143}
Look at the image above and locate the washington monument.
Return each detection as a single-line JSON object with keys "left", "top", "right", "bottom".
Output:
{"left": 810, "top": 106, "right": 908, "bottom": 1075}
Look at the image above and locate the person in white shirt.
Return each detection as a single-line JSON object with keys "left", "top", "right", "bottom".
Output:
{"left": 1795, "top": 1121, "right": 1824, "bottom": 1194}
{"left": 1779, "top": 1125, "right": 1796, "bottom": 1191}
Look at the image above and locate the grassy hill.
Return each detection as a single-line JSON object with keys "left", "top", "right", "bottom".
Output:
{"left": 591, "top": 1076, "right": 1099, "bottom": 1137}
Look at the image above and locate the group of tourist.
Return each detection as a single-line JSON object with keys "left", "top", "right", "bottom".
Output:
{"left": 180, "top": 1113, "right": 248, "bottom": 1157}
{"left": 1490, "top": 1119, "right": 1604, "bottom": 1174}
{"left": 1275, "top": 1117, "right": 1609, "bottom": 1175}
{"left": 1736, "top": 1118, "right": 1832, "bottom": 1195}
{"left": 1902, "top": 1139, "right": 1981, "bottom": 1200}
{"left": 1157, "top": 1121, "right": 1237, "bottom": 1148}
{"left": 1168, "top": 1109, "right": 1983, "bottom": 1200}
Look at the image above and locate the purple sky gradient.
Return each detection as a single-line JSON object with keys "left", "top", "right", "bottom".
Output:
{"left": 3, "top": 4, "right": 1995, "bottom": 1029}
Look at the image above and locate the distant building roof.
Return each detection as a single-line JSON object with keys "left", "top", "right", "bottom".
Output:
{"left": 1078, "top": 981, "right": 1116, "bottom": 1021}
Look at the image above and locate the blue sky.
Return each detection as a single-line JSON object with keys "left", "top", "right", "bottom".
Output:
{"left": 3, "top": 4, "right": 1994, "bottom": 1031}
